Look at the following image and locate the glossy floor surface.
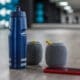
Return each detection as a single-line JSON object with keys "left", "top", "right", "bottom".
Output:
{"left": 10, "top": 66, "right": 80, "bottom": 80}
{"left": 1, "top": 28, "right": 80, "bottom": 80}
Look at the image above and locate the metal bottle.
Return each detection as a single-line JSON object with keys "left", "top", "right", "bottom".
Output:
{"left": 9, "top": 7, "right": 27, "bottom": 69}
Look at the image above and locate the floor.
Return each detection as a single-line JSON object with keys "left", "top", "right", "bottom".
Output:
{"left": 9, "top": 28, "right": 80, "bottom": 80}
{"left": 10, "top": 66, "right": 80, "bottom": 80}
{"left": 1, "top": 28, "right": 80, "bottom": 80}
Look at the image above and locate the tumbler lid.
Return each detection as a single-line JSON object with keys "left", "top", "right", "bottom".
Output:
{"left": 16, "top": 6, "right": 21, "bottom": 12}
{"left": 11, "top": 6, "right": 26, "bottom": 17}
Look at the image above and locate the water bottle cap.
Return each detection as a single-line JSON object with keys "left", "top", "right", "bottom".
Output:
{"left": 16, "top": 6, "right": 21, "bottom": 12}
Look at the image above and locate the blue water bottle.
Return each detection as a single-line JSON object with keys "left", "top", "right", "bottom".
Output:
{"left": 9, "top": 7, "right": 27, "bottom": 69}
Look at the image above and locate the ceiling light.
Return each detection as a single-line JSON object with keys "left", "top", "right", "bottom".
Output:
{"left": 67, "top": 9, "right": 73, "bottom": 13}
{"left": 5, "top": 21, "right": 9, "bottom": 27}
{"left": 6, "top": 0, "right": 11, "bottom": 3}
{"left": 0, "top": 20, "right": 6, "bottom": 25}
{"left": 0, "top": 8, "right": 7, "bottom": 16}
{"left": 64, "top": 6, "right": 71, "bottom": 10}
{"left": 0, "top": 0, "right": 6, "bottom": 5}
{"left": 0, "top": 20, "right": 9, "bottom": 27}
{"left": 59, "top": 2, "right": 68, "bottom": 6}
{"left": 6, "top": 10, "right": 11, "bottom": 14}
{"left": 64, "top": 6, "right": 73, "bottom": 13}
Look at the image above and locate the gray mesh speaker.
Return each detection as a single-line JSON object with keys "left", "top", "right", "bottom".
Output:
{"left": 46, "top": 43, "right": 67, "bottom": 68}
{"left": 27, "top": 42, "right": 42, "bottom": 65}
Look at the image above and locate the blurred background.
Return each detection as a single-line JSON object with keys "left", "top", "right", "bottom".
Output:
{"left": 1, "top": 0, "right": 80, "bottom": 28}
{"left": 0, "top": 0, "right": 80, "bottom": 68}
{"left": 0, "top": 0, "right": 19, "bottom": 27}
{"left": 1, "top": 0, "right": 80, "bottom": 80}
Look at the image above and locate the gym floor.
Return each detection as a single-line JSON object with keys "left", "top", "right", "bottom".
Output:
{"left": 9, "top": 27, "right": 80, "bottom": 80}
{"left": 1, "top": 25, "right": 80, "bottom": 80}
{"left": 10, "top": 66, "right": 80, "bottom": 80}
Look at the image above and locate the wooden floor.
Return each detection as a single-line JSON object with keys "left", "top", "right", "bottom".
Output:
{"left": 10, "top": 66, "right": 80, "bottom": 80}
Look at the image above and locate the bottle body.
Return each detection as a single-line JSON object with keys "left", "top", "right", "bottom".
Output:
{"left": 9, "top": 8, "right": 27, "bottom": 69}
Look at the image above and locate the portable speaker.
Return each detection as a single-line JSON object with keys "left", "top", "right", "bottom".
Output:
{"left": 27, "top": 41, "right": 42, "bottom": 65}
{"left": 46, "top": 43, "right": 67, "bottom": 68}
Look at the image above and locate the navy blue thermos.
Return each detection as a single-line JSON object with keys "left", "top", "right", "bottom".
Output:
{"left": 9, "top": 7, "right": 27, "bottom": 69}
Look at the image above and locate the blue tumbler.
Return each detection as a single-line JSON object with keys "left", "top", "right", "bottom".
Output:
{"left": 9, "top": 7, "right": 27, "bottom": 69}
